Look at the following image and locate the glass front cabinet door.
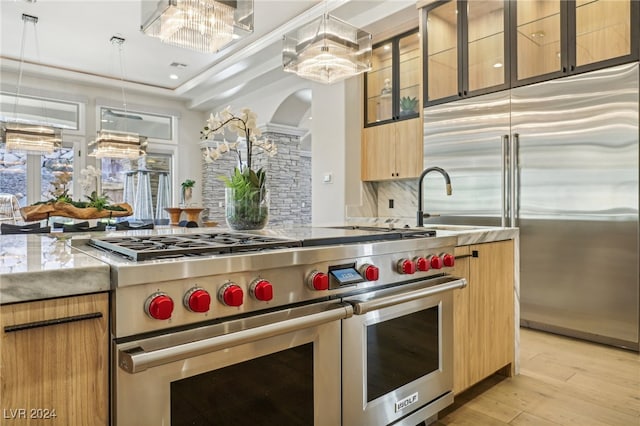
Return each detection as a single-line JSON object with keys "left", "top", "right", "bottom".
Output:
{"left": 423, "top": 0, "right": 509, "bottom": 106}
{"left": 422, "top": 0, "right": 638, "bottom": 102}
{"left": 365, "top": 29, "right": 420, "bottom": 127}
{"left": 513, "top": 0, "right": 638, "bottom": 85}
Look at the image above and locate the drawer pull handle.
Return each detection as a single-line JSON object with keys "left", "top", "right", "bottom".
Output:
{"left": 4, "top": 312, "right": 103, "bottom": 333}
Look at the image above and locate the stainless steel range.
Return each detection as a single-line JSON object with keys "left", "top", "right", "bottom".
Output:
{"left": 73, "top": 227, "right": 465, "bottom": 426}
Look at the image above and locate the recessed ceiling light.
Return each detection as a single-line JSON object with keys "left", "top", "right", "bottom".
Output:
{"left": 493, "top": 62, "right": 503, "bottom": 68}
{"left": 169, "top": 74, "right": 179, "bottom": 80}
{"left": 384, "top": 44, "right": 391, "bottom": 50}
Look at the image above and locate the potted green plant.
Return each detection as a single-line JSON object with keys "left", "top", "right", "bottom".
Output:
{"left": 180, "top": 179, "right": 195, "bottom": 206}
{"left": 200, "top": 107, "right": 277, "bottom": 230}
{"left": 400, "top": 96, "right": 418, "bottom": 116}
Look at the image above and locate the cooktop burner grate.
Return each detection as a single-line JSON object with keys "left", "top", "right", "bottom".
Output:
{"left": 89, "top": 233, "right": 302, "bottom": 261}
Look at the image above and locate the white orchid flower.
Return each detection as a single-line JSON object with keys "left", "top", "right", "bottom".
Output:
{"left": 200, "top": 106, "right": 277, "bottom": 170}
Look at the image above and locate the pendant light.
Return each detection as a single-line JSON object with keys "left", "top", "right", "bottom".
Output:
{"left": 1, "top": 14, "right": 62, "bottom": 154}
{"left": 282, "top": 12, "right": 372, "bottom": 84}
{"left": 140, "top": 0, "right": 254, "bottom": 53}
{"left": 89, "top": 36, "right": 147, "bottom": 159}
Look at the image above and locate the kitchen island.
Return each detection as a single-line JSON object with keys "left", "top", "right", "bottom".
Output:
{"left": 0, "top": 233, "right": 111, "bottom": 304}
{"left": 0, "top": 225, "right": 518, "bottom": 426}
{"left": 0, "top": 225, "right": 517, "bottom": 304}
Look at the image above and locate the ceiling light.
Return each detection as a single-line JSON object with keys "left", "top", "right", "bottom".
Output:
{"left": 141, "top": 0, "right": 254, "bottom": 53}
{"left": 89, "top": 130, "right": 148, "bottom": 159}
{"left": 169, "top": 74, "right": 179, "bottom": 80}
{"left": 1, "top": 123, "right": 61, "bottom": 154}
{"left": 0, "top": 14, "right": 62, "bottom": 154}
{"left": 282, "top": 13, "right": 372, "bottom": 84}
{"left": 493, "top": 62, "right": 503, "bottom": 68}
{"left": 89, "top": 36, "right": 146, "bottom": 159}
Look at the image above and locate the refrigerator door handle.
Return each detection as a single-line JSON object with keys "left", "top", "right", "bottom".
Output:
{"left": 510, "top": 133, "right": 520, "bottom": 227}
{"left": 501, "top": 134, "right": 510, "bottom": 227}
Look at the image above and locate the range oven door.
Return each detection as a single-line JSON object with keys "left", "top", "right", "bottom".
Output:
{"left": 114, "top": 300, "right": 352, "bottom": 426}
{"left": 342, "top": 276, "right": 466, "bottom": 426}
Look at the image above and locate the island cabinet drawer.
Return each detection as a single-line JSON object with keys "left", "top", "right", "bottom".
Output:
{"left": 0, "top": 293, "right": 109, "bottom": 425}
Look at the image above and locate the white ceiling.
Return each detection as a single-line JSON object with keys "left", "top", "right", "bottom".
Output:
{"left": 0, "top": 0, "right": 419, "bottom": 112}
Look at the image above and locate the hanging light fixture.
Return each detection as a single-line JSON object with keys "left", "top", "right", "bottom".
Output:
{"left": 140, "top": 0, "right": 254, "bottom": 53}
{"left": 1, "top": 14, "right": 62, "bottom": 154}
{"left": 282, "top": 13, "right": 372, "bottom": 84}
{"left": 89, "top": 36, "right": 147, "bottom": 160}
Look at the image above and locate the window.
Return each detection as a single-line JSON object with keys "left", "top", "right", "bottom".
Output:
{"left": 0, "top": 143, "right": 77, "bottom": 208}
{"left": 99, "top": 107, "right": 173, "bottom": 141}
{"left": 97, "top": 105, "right": 177, "bottom": 223}
{"left": 0, "top": 92, "right": 81, "bottom": 131}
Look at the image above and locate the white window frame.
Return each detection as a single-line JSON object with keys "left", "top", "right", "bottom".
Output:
{"left": 94, "top": 102, "right": 180, "bottom": 205}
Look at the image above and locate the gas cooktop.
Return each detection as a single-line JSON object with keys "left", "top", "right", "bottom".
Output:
{"left": 87, "top": 227, "right": 438, "bottom": 261}
{"left": 88, "top": 232, "right": 302, "bottom": 261}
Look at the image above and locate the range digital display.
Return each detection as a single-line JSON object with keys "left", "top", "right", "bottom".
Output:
{"left": 330, "top": 267, "right": 364, "bottom": 286}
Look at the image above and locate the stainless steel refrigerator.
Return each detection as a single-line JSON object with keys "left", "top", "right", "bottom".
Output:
{"left": 422, "top": 62, "right": 639, "bottom": 351}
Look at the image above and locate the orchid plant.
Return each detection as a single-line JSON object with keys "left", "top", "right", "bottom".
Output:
{"left": 200, "top": 106, "right": 277, "bottom": 173}
{"left": 200, "top": 107, "right": 276, "bottom": 229}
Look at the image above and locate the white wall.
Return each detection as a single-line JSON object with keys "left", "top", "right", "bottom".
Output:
{"left": 311, "top": 77, "right": 363, "bottom": 225}
{"left": 1, "top": 70, "right": 205, "bottom": 205}
{"left": 210, "top": 74, "right": 312, "bottom": 126}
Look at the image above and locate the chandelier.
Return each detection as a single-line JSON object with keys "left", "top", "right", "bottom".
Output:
{"left": 1, "top": 14, "right": 62, "bottom": 154}
{"left": 141, "top": 0, "right": 254, "bottom": 53}
{"left": 283, "top": 13, "right": 372, "bottom": 84}
{"left": 2, "top": 123, "right": 61, "bottom": 154}
{"left": 89, "top": 36, "right": 146, "bottom": 159}
{"left": 89, "top": 130, "right": 147, "bottom": 159}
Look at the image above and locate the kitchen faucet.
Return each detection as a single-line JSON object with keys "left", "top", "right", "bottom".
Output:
{"left": 417, "top": 167, "right": 452, "bottom": 227}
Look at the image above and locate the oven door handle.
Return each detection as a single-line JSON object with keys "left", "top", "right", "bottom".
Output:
{"left": 350, "top": 276, "right": 467, "bottom": 315}
{"left": 118, "top": 303, "right": 353, "bottom": 374}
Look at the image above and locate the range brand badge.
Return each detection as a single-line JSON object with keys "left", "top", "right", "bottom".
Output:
{"left": 395, "top": 392, "right": 419, "bottom": 412}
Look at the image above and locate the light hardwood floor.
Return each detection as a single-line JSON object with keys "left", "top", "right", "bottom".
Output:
{"left": 434, "top": 328, "right": 640, "bottom": 425}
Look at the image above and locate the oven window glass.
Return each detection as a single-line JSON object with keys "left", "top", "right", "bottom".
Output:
{"left": 366, "top": 306, "right": 439, "bottom": 402}
{"left": 171, "top": 343, "right": 313, "bottom": 426}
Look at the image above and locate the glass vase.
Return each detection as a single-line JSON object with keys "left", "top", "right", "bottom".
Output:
{"left": 225, "top": 186, "right": 269, "bottom": 231}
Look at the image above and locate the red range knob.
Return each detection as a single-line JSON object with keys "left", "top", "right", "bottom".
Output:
{"left": 308, "top": 271, "right": 329, "bottom": 291}
{"left": 219, "top": 284, "right": 244, "bottom": 307}
{"left": 442, "top": 253, "right": 455, "bottom": 267}
{"left": 414, "top": 256, "right": 430, "bottom": 272}
{"left": 251, "top": 279, "right": 274, "bottom": 301}
{"left": 184, "top": 288, "right": 211, "bottom": 313}
{"left": 397, "top": 259, "right": 416, "bottom": 275}
{"left": 360, "top": 264, "right": 379, "bottom": 281}
{"left": 145, "top": 293, "right": 174, "bottom": 320}
{"left": 429, "top": 255, "right": 443, "bottom": 270}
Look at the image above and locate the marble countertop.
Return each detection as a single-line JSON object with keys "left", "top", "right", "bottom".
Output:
{"left": 0, "top": 223, "right": 518, "bottom": 304}
{"left": 0, "top": 234, "right": 111, "bottom": 305}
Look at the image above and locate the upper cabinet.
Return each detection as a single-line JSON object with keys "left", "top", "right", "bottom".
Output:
{"left": 365, "top": 29, "right": 421, "bottom": 127}
{"left": 422, "top": 0, "right": 639, "bottom": 106}
{"left": 514, "top": 0, "right": 638, "bottom": 85}
{"left": 423, "top": 0, "right": 510, "bottom": 106}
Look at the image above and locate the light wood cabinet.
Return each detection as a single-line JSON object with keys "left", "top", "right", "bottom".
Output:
{"left": 422, "top": 0, "right": 509, "bottom": 106}
{"left": 0, "top": 293, "right": 109, "bottom": 425}
{"left": 422, "top": 0, "right": 638, "bottom": 104}
{"left": 361, "top": 117, "right": 423, "bottom": 181}
{"left": 451, "top": 240, "right": 515, "bottom": 394}
{"left": 516, "top": 0, "right": 638, "bottom": 85}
